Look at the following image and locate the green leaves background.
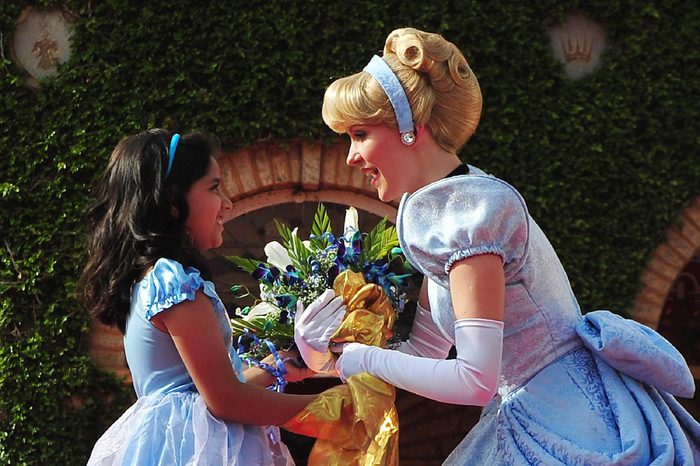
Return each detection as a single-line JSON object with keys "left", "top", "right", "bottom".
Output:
{"left": 1, "top": 1, "right": 698, "bottom": 464}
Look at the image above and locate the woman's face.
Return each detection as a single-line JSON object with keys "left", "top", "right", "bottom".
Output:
{"left": 184, "top": 158, "right": 232, "bottom": 251}
{"left": 345, "top": 124, "right": 413, "bottom": 202}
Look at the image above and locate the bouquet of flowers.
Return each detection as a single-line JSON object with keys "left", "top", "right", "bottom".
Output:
{"left": 228, "top": 203, "right": 415, "bottom": 466}
{"left": 228, "top": 204, "right": 412, "bottom": 381}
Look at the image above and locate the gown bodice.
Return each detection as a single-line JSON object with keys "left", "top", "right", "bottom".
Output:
{"left": 124, "top": 258, "right": 245, "bottom": 397}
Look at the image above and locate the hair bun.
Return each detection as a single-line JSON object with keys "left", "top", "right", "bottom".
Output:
{"left": 385, "top": 28, "right": 474, "bottom": 94}
{"left": 323, "top": 27, "right": 482, "bottom": 153}
{"left": 388, "top": 30, "right": 426, "bottom": 71}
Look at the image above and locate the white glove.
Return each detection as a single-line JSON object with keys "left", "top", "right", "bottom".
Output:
{"left": 396, "top": 302, "right": 452, "bottom": 359}
{"left": 294, "top": 289, "right": 346, "bottom": 375}
{"left": 336, "top": 317, "right": 503, "bottom": 406}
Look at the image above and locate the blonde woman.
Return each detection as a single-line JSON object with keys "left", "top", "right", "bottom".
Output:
{"left": 295, "top": 28, "right": 700, "bottom": 465}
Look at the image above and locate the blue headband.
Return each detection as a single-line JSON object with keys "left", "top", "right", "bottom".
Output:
{"left": 166, "top": 133, "right": 180, "bottom": 178}
{"left": 363, "top": 55, "right": 416, "bottom": 145}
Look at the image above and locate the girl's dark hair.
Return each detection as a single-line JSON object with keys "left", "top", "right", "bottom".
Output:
{"left": 79, "top": 128, "right": 220, "bottom": 333}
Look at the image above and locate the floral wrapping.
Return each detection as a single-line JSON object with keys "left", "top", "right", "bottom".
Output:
{"left": 282, "top": 270, "right": 399, "bottom": 466}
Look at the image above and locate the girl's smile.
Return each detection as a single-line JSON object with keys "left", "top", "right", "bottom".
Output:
{"left": 184, "top": 158, "right": 232, "bottom": 251}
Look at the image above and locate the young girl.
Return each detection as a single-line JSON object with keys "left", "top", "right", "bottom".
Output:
{"left": 80, "top": 129, "right": 336, "bottom": 465}
{"left": 295, "top": 28, "right": 700, "bottom": 464}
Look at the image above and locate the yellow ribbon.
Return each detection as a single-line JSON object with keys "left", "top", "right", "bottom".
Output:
{"left": 282, "top": 270, "right": 400, "bottom": 465}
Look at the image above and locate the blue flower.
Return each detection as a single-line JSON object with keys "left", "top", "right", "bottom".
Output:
{"left": 363, "top": 261, "right": 389, "bottom": 283}
{"left": 275, "top": 293, "right": 297, "bottom": 310}
{"left": 282, "top": 265, "right": 302, "bottom": 286}
{"left": 252, "top": 263, "right": 281, "bottom": 285}
{"left": 349, "top": 231, "right": 363, "bottom": 257}
{"left": 334, "top": 242, "right": 348, "bottom": 271}
{"left": 279, "top": 310, "right": 289, "bottom": 324}
{"left": 335, "top": 230, "right": 362, "bottom": 267}
{"left": 309, "top": 259, "right": 321, "bottom": 274}
{"left": 388, "top": 273, "right": 412, "bottom": 288}
{"left": 327, "top": 263, "right": 339, "bottom": 285}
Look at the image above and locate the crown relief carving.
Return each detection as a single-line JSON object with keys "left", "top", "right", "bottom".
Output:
{"left": 562, "top": 35, "right": 594, "bottom": 63}
{"left": 10, "top": 6, "right": 75, "bottom": 88}
{"left": 547, "top": 12, "right": 606, "bottom": 79}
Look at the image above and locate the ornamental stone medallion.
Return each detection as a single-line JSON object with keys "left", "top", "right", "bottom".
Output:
{"left": 10, "top": 6, "right": 74, "bottom": 86}
{"left": 547, "top": 12, "right": 605, "bottom": 80}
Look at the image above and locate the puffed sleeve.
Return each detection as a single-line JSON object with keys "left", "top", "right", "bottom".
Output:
{"left": 141, "top": 258, "right": 217, "bottom": 320}
{"left": 397, "top": 175, "right": 529, "bottom": 288}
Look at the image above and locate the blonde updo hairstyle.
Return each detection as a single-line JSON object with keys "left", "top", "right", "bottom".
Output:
{"left": 322, "top": 28, "right": 482, "bottom": 153}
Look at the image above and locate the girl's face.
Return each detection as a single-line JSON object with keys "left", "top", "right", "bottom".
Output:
{"left": 184, "top": 158, "right": 232, "bottom": 251}
{"left": 345, "top": 124, "right": 413, "bottom": 202}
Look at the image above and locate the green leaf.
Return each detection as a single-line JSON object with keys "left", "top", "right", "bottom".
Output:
{"left": 227, "top": 256, "right": 264, "bottom": 274}
{"left": 274, "top": 219, "right": 294, "bottom": 249}
{"left": 362, "top": 217, "right": 399, "bottom": 263}
{"left": 0, "top": 182, "right": 19, "bottom": 198}
{"left": 230, "top": 316, "right": 267, "bottom": 336}
{"left": 310, "top": 203, "right": 332, "bottom": 249}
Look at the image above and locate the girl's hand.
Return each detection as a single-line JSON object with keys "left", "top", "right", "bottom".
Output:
{"left": 329, "top": 342, "right": 347, "bottom": 354}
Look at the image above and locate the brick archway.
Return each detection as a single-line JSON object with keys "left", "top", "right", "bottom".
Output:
{"left": 631, "top": 196, "right": 700, "bottom": 329}
{"left": 216, "top": 138, "right": 398, "bottom": 220}
{"left": 88, "top": 138, "right": 395, "bottom": 381}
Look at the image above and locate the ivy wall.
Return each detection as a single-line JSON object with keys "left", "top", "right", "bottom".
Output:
{"left": 1, "top": 0, "right": 698, "bottom": 464}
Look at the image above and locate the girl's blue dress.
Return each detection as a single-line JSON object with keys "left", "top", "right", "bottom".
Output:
{"left": 87, "top": 258, "right": 294, "bottom": 465}
{"left": 397, "top": 166, "right": 700, "bottom": 465}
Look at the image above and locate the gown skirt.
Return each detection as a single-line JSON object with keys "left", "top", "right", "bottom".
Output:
{"left": 87, "top": 390, "right": 294, "bottom": 465}
{"left": 444, "top": 311, "right": 700, "bottom": 465}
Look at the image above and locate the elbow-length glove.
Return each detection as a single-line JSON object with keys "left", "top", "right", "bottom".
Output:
{"left": 336, "top": 317, "right": 503, "bottom": 406}
{"left": 294, "top": 289, "right": 346, "bottom": 375}
{"left": 396, "top": 302, "right": 453, "bottom": 359}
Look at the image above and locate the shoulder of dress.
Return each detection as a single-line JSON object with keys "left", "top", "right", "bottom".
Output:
{"left": 398, "top": 174, "right": 527, "bottom": 223}
{"left": 397, "top": 173, "right": 530, "bottom": 286}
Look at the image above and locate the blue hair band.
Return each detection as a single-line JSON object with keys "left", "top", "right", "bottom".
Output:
{"left": 363, "top": 55, "right": 416, "bottom": 145}
{"left": 166, "top": 133, "right": 180, "bottom": 178}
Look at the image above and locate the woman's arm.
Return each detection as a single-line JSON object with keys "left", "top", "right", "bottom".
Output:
{"left": 153, "top": 291, "right": 316, "bottom": 425}
{"left": 448, "top": 253, "right": 504, "bottom": 322}
{"left": 336, "top": 253, "right": 504, "bottom": 405}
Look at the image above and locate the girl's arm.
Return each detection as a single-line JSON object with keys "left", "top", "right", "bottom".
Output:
{"left": 153, "top": 291, "right": 316, "bottom": 425}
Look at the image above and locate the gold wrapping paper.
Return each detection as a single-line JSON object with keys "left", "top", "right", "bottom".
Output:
{"left": 282, "top": 270, "right": 400, "bottom": 465}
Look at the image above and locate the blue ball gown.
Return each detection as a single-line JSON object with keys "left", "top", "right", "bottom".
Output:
{"left": 396, "top": 166, "right": 700, "bottom": 465}
{"left": 87, "top": 258, "right": 294, "bottom": 465}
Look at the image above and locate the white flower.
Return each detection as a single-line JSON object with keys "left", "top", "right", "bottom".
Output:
{"left": 291, "top": 228, "right": 313, "bottom": 251}
{"left": 344, "top": 207, "right": 359, "bottom": 234}
{"left": 291, "top": 228, "right": 313, "bottom": 248}
{"left": 264, "top": 241, "right": 293, "bottom": 269}
{"left": 244, "top": 302, "right": 278, "bottom": 321}
{"left": 259, "top": 283, "right": 274, "bottom": 301}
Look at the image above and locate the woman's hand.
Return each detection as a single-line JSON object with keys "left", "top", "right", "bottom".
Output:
{"left": 294, "top": 289, "right": 347, "bottom": 374}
